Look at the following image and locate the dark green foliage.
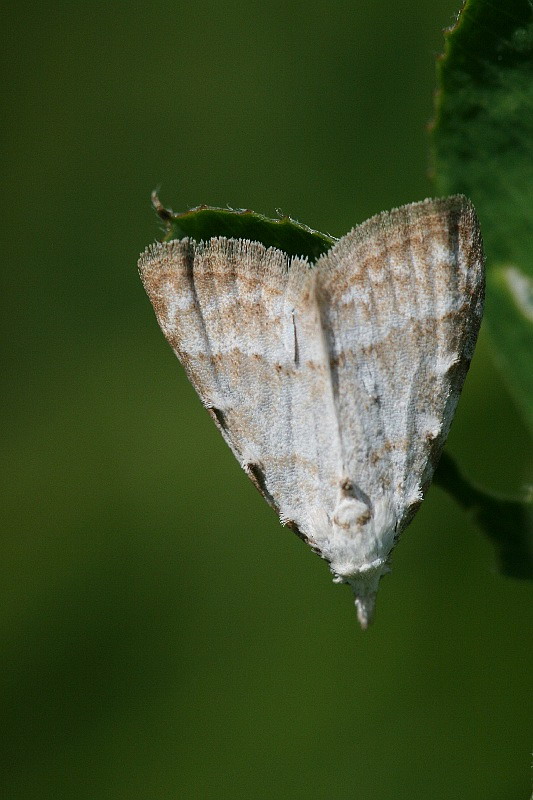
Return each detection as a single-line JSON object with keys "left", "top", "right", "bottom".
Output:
{"left": 155, "top": 196, "right": 336, "bottom": 261}
{"left": 435, "top": 453, "right": 533, "bottom": 580}
{"left": 432, "top": 0, "right": 533, "bottom": 433}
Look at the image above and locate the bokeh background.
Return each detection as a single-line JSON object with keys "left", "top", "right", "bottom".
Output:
{"left": 2, "top": 1, "right": 532, "bottom": 798}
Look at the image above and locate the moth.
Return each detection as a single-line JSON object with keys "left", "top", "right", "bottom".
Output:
{"left": 139, "top": 196, "right": 484, "bottom": 627}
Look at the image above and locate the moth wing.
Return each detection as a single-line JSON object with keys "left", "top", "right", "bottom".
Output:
{"left": 138, "top": 237, "right": 344, "bottom": 542}
{"left": 315, "top": 195, "right": 484, "bottom": 532}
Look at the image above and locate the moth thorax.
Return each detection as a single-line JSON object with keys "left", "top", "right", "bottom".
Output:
{"left": 328, "top": 494, "right": 398, "bottom": 580}
{"left": 332, "top": 497, "right": 371, "bottom": 532}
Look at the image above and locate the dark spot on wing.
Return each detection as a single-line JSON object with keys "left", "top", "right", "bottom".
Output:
{"left": 209, "top": 406, "right": 226, "bottom": 429}
{"left": 292, "top": 311, "right": 300, "bottom": 366}
{"left": 284, "top": 518, "right": 309, "bottom": 544}
{"left": 246, "top": 462, "right": 279, "bottom": 513}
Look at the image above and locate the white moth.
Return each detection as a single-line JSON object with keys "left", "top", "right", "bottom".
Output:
{"left": 139, "top": 196, "right": 484, "bottom": 627}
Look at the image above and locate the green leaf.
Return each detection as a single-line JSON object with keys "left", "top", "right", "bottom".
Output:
{"left": 151, "top": 192, "right": 336, "bottom": 262}
{"left": 434, "top": 453, "right": 533, "bottom": 580}
{"left": 431, "top": 0, "right": 533, "bottom": 434}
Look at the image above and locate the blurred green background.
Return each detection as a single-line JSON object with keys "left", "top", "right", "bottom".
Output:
{"left": 2, "top": 1, "right": 532, "bottom": 798}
